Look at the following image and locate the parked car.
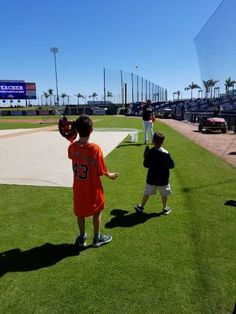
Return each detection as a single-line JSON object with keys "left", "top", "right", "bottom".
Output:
{"left": 198, "top": 117, "right": 228, "bottom": 133}
{"left": 156, "top": 108, "right": 174, "bottom": 119}
{"left": 92, "top": 107, "right": 106, "bottom": 115}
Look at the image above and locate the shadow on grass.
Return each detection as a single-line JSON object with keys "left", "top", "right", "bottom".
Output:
{"left": 117, "top": 142, "right": 143, "bottom": 148}
{"left": 224, "top": 200, "right": 236, "bottom": 207}
{"left": 0, "top": 242, "right": 91, "bottom": 277}
{"left": 105, "top": 209, "right": 163, "bottom": 228}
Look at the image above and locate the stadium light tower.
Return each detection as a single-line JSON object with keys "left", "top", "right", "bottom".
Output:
{"left": 135, "top": 65, "right": 139, "bottom": 102}
{"left": 50, "top": 47, "right": 59, "bottom": 105}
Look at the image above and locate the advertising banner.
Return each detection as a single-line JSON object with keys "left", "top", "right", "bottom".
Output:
{"left": 24, "top": 110, "right": 37, "bottom": 116}
{"left": 26, "top": 82, "right": 36, "bottom": 99}
{"left": 38, "top": 110, "right": 50, "bottom": 115}
{"left": 10, "top": 111, "right": 23, "bottom": 116}
{"left": 0, "top": 81, "right": 26, "bottom": 99}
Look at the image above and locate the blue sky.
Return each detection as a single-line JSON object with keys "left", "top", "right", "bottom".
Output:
{"left": 0, "top": 0, "right": 223, "bottom": 103}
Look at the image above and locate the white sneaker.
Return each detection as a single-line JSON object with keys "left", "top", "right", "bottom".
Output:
{"left": 134, "top": 204, "right": 144, "bottom": 213}
{"left": 163, "top": 207, "right": 172, "bottom": 215}
{"left": 93, "top": 234, "right": 112, "bottom": 248}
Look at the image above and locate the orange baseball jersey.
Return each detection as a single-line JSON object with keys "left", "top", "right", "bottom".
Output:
{"left": 68, "top": 141, "right": 108, "bottom": 217}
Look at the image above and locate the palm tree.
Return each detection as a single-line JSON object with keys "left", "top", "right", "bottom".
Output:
{"left": 203, "top": 79, "right": 219, "bottom": 98}
{"left": 43, "top": 92, "right": 49, "bottom": 106}
{"left": 209, "top": 79, "right": 219, "bottom": 98}
{"left": 225, "top": 77, "right": 236, "bottom": 93}
{"left": 61, "top": 93, "right": 68, "bottom": 106}
{"left": 89, "top": 92, "right": 98, "bottom": 102}
{"left": 107, "top": 91, "right": 113, "bottom": 102}
{"left": 203, "top": 80, "right": 210, "bottom": 98}
{"left": 48, "top": 88, "right": 54, "bottom": 106}
{"left": 184, "top": 82, "right": 201, "bottom": 99}
{"left": 75, "top": 93, "right": 85, "bottom": 105}
{"left": 173, "top": 90, "right": 180, "bottom": 100}
{"left": 176, "top": 90, "right": 180, "bottom": 100}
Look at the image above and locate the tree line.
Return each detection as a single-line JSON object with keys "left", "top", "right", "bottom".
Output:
{"left": 42, "top": 90, "right": 114, "bottom": 106}
{"left": 178, "top": 77, "right": 236, "bottom": 100}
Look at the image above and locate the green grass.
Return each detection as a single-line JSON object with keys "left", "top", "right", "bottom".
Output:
{"left": 0, "top": 116, "right": 235, "bottom": 313}
{"left": 0, "top": 122, "right": 54, "bottom": 129}
{"left": 0, "top": 115, "right": 59, "bottom": 129}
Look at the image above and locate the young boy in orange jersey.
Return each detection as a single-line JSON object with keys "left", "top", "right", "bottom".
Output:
{"left": 68, "top": 115, "right": 119, "bottom": 248}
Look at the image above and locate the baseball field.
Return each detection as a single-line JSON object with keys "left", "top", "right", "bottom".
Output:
{"left": 0, "top": 115, "right": 235, "bottom": 313}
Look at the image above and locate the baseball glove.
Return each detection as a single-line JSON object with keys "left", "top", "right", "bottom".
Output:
{"left": 58, "top": 116, "right": 77, "bottom": 142}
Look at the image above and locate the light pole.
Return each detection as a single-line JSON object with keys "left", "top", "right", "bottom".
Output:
{"left": 198, "top": 89, "right": 202, "bottom": 98}
{"left": 50, "top": 47, "right": 59, "bottom": 105}
{"left": 131, "top": 73, "right": 134, "bottom": 104}
{"left": 135, "top": 66, "right": 139, "bottom": 102}
{"left": 214, "top": 87, "right": 220, "bottom": 98}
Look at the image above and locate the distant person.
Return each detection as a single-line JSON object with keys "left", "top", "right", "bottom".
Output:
{"left": 141, "top": 99, "right": 155, "bottom": 144}
{"left": 213, "top": 104, "right": 222, "bottom": 117}
{"left": 181, "top": 104, "right": 185, "bottom": 120}
{"left": 68, "top": 115, "right": 119, "bottom": 248}
{"left": 135, "top": 131, "right": 175, "bottom": 215}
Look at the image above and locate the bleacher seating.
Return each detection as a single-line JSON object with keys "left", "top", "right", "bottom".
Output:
{"left": 169, "top": 95, "right": 236, "bottom": 131}
{"left": 172, "top": 95, "right": 236, "bottom": 114}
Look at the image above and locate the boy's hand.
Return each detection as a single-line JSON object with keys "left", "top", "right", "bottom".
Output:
{"left": 106, "top": 172, "right": 119, "bottom": 180}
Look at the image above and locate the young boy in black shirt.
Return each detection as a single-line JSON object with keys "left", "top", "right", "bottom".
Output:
{"left": 135, "top": 132, "right": 175, "bottom": 215}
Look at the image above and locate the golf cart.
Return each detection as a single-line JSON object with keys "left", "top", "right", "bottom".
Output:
{"left": 198, "top": 117, "right": 228, "bottom": 134}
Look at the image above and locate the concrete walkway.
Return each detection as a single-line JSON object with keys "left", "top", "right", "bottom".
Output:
{"left": 0, "top": 128, "right": 130, "bottom": 187}
{"left": 159, "top": 119, "right": 236, "bottom": 167}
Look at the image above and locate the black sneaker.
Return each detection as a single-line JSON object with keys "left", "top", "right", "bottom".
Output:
{"left": 93, "top": 234, "right": 112, "bottom": 248}
{"left": 135, "top": 204, "right": 144, "bottom": 213}
{"left": 74, "top": 235, "right": 87, "bottom": 248}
